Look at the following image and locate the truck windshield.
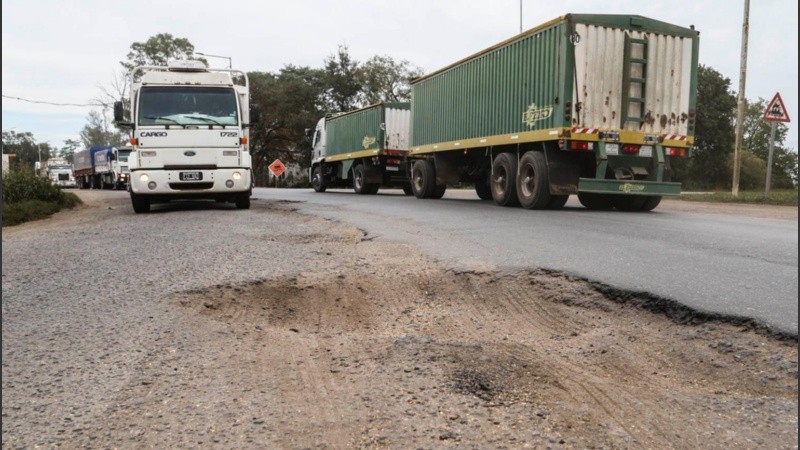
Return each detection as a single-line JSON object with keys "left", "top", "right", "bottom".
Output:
{"left": 138, "top": 87, "right": 239, "bottom": 126}
{"left": 118, "top": 151, "right": 131, "bottom": 163}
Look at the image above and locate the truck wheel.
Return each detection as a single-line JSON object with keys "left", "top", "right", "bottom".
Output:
{"left": 410, "top": 160, "right": 436, "bottom": 199}
{"left": 639, "top": 196, "right": 662, "bottom": 212}
{"left": 547, "top": 195, "right": 569, "bottom": 209}
{"left": 402, "top": 184, "right": 414, "bottom": 196}
{"left": 366, "top": 184, "right": 380, "bottom": 195}
{"left": 130, "top": 193, "right": 150, "bottom": 214}
{"left": 613, "top": 195, "right": 646, "bottom": 212}
{"left": 516, "top": 151, "right": 550, "bottom": 209}
{"left": 311, "top": 166, "right": 327, "bottom": 193}
{"left": 235, "top": 192, "right": 251, "bottom": 209}
{"left": 578, "top": 193, "right": 614, "bottom": 210}
{"left": 431, "top": 184, "right": 447, "bottom": 199}
{"left": 474, "top": 178, "right": 492, "bottom": 200}
{"left": 353, "top": 164, "right": 371, "bottom": 195}
{"left": 491, "top": 153, "right": 519, "bottom": 207}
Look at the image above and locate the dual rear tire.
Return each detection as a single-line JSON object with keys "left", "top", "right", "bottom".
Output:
{"left": 410, "top": 159, "right": 446, "bottom": 199}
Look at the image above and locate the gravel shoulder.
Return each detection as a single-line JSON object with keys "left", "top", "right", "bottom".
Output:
{"left": 2, "top": 190, "right": 797, "bottom": 449}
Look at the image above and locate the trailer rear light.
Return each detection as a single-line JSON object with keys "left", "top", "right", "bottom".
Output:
{"left": 386, "top": 159, "right": 400, "bottom": 165}
{"left": 239, "top": 137, "right": 248, "bottom": 145}
{"left": 568, "top": 141, "right": 593, "bottom": 151}
{"left": 621, "top": 144, "right": 640, "bottom": 154}
{"left": 666, "top": 147, "right": 688, "bottom": 157}
{"left": 383, "top": 149, "right": 403, "bottom": 156}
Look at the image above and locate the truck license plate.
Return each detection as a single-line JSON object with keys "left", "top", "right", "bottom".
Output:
{"left": 385, "top": 166, "right": 399, "bottom": 172}
{"left": 180, "top": 171, "right": 202, "bottom": 181}
{"left": 605, "top": 143, "right": 619, "bottom": 155}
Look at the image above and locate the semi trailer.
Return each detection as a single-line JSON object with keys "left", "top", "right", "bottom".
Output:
{"left": 114, "top": 59, "right": 259, "bottom": 213}
{"left": 309, "top": 102, "right": 413, "bottom": 195}
{"left": 404, "top": 13, "right": 699, "bottom": 211}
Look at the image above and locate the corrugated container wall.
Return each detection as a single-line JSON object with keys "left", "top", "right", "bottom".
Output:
{"left": 326, "top": 103, "right": 410, "bottom": 157}
{"left": 411, "top": 14, "right": 699, "bottom": 147}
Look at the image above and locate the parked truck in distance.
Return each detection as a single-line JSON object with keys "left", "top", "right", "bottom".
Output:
{"left": 74, "top": 146, "right": 131, "bottom": 190}
{"left": 36, "top": 158, "right": 76, "bottom": 188}
{"left": 114, "top": 59, "right": 259, "bottom": 213}
{"left": 309, "top": 102, "right": 412, "bottom": 195}
{"left": 406, "top": 14, "right": 699, "bottom": 211}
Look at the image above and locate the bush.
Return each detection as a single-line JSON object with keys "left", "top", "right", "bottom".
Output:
{"left": 2, "top": 169, "right": 83, "bottom": 226}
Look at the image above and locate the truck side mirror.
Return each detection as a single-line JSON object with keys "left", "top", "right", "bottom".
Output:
{"left": 249, "top": 104, "right": 261, "bottom": 124}
{"left": 114, "top": 101, "right": 124, "bottom": 122}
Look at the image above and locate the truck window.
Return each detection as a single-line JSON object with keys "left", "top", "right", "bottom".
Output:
{"left": 138, "top": 87, "right": 239, "bottom": 126}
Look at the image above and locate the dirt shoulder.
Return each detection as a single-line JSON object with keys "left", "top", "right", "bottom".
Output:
{"left": 3, "top": 191, "right": 797, "bottom": 449}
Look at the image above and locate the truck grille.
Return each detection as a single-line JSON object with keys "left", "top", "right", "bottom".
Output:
{"left": 58, "top": 174, "right": 69, "bottom": 180}
{"left": 169, "top": 182, "right": 214, "bottom": 190}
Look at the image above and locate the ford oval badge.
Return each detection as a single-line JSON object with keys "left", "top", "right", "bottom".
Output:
{"left": 184, "top": 151, "right": 196, "bottom": 157}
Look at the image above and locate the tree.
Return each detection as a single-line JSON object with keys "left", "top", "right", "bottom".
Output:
{"left": 680, "top": 65, "right": 737, "bottom": 189}
{"left": 79, "top": 110, "right": 127, "bottom": 149}
{"left": 360, "top": 55, "right": 423, "bottom": 104}
{"left": 321, "top": 45, "right": 363, "bottom": 113}
{"left": 121, "top": 33, "right": 199, "bottom": 79}
{"left": 1, "top": 131, "right": 53, "bottom": 171}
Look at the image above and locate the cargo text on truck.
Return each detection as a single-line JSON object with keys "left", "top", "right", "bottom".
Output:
{"left": 113, "top": 60, "right": 260, "bottom": 213}
{"left": 309, "top": 14, "right": 699, "bottom": 212}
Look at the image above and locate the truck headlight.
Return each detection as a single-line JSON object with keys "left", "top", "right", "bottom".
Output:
{"left": 140, "top": 174, "right": 149, "bottom": 182}
{"left": 233, "top": 172, "right": 241, "bottom": 180}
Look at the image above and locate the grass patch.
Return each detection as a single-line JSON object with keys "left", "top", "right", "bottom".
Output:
{"left": 680, "top": 189, "right": 798, "bottom": 206}
{"left": 2, "top": 192, "right": 82, "bottom": 227}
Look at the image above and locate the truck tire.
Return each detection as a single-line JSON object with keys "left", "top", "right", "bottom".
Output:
{"left": 402, "top": 184, "right": 414, "bottom": 196}
{"left": 235, "top": 192, "right": 251, "bottom": 209}
{"left": 612, "top": 195, "right": 646, "bottom": 211}
{"left": 547, "top": 195, "right": 570, "bottom": 209}
{"left": 353, "top": 164, "right": 371, "bottom": 195}
{"left": 577, "top": 193, "right": 614, "bottom": 210}
{"left": 474, "top": 178, "right": 492, "bottom": 200}
{"left": 516, "top": 151, "right": 551, "bottom": 209}
{"left": 410, "top": 160, "right": 436, "bottom": 199}
{"left": 311, "top": 166, "right": 327, "bottom": 193}
{"left": 130, "top": 193, "right": 150, "bottom": 214}
{"left": 491, "top": 153, "right": 519, "bottom": 207}
{"left": 431, "top": 184, "right": 447, "bottom": 199}
{"left": 639, "top": 196, "right": 662, "bottom": 212}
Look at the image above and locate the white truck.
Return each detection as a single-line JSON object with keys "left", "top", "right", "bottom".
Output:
{"left": 114, "top": 60, "right": 259, "bottom": 213}
{"left": 37, "top": 158, "right": 77, "bottom": 188}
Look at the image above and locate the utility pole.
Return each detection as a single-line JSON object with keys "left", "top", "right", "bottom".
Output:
{"left": 519, "top": 0, "right": 523, "bottom": 33}
{"left": 731, "top": 0, "right": 750, "bottom": 198}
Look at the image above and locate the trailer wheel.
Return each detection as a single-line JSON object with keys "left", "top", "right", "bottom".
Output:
{"left": 411, "top": 160, "right": 436, "bottom": 199}
{"left": 474, "top": 178, "right": 492, "bottom": 200}
{"left": 547, "top": 195, "right": 570, "bottom": 209}
{"left": 577, "top": 193, "right": 614, "bottom": 210}
{"left": 516, "top": 151, "right": 550, "bottom": 209}
{"left": 235, "top": 192, "right": 251, "bottom": 209}
{"left": 130, "top": 193, "right": 150, "bottom": 214}
{"left": 491, "top": 153, "right": 519, "bottom": 207}
{"left": 639, "top": 196, "right": 662, "bottom": 212}
{"left": 311, "top": 166, "right": 327, "bottom": 193}
{"left": 353, "top": 164, "right": 371, "bottom": 195}
{"left": 612, "top": 195, "right": 646, "bottom": 211}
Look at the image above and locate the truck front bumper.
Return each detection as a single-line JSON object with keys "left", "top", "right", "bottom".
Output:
{"left": 130, "top": 168, "right": 251, "bottom": 195}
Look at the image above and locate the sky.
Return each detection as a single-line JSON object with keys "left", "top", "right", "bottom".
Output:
{"left": 2, "top": 0, "right": 798, "bottom": 154}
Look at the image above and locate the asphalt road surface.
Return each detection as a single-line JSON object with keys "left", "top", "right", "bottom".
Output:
{"left": 254, "top": 187, "right": 798, "bottom": 335}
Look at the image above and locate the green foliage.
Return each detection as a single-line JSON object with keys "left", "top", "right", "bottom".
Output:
{"left": 2, "top": 131, "right": 53, "bottom": 169}
{"left": 734, "top": 150, "right": 767, "bottom": 190}
{"left": 121, "top": 33, "right": 197, "bottom": 79}
{"left": 360, "top": 55, "right": 423, "bottom": 104}
{"left": 321, "top": 45, "right": 363, "bottom": 112}
{"left": 2, "top": 170, "right": 82, "bottom": 226}
{"left": 742, "top": 98, "right": 797, "bottom": 188}
{"left": 680, "top": 189, "right": 798, "bottom": 206}
{"left": 80, "top": 109, "right": 128, "bottom": 149}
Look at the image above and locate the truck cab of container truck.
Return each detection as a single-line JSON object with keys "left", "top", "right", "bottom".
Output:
{"left": 310, "top": 117, "right": 327, "bottom": 163}
{"left": 114, "top": 59, "right": 258, "bottom": 213}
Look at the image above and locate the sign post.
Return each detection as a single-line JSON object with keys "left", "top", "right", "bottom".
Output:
{"left": 268, "top": 159, "right": 287, "bottom": 188}
{"left": 762, "top": 93, "right": 791, "bottom": 198}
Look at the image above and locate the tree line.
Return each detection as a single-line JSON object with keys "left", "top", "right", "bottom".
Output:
{"left": 2, "top": 33, "right": 796, "bottom": 190}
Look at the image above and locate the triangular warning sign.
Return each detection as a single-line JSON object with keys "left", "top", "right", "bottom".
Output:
{"left": 763, "top": 93, "right": 791, "bottom": 123}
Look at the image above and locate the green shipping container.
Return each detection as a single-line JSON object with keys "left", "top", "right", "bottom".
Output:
{"left": 325, "top": 102, "right": 411, "bottom": 161}
{"left": 410, "top": 13, "right": 699, "bottom": 154}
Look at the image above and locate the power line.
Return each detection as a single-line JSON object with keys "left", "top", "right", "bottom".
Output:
{"left": 2, "top": 94, "right": 108, "bottom": 107}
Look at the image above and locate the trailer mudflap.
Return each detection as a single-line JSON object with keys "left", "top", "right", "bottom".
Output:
{"left": 578, "top": 178, "right": 682, "bottom": 196}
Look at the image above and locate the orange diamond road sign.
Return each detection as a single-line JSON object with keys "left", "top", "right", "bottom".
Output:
{"left": 763, "top": 93, "right": 791, "bottom": 123}
{"left": 268, "top": 159, "right": 286, "bottom": 177}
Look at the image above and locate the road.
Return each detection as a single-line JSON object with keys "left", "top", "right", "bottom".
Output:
{"left": 255, "top": 187, "right": 799, "bottom": 335}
